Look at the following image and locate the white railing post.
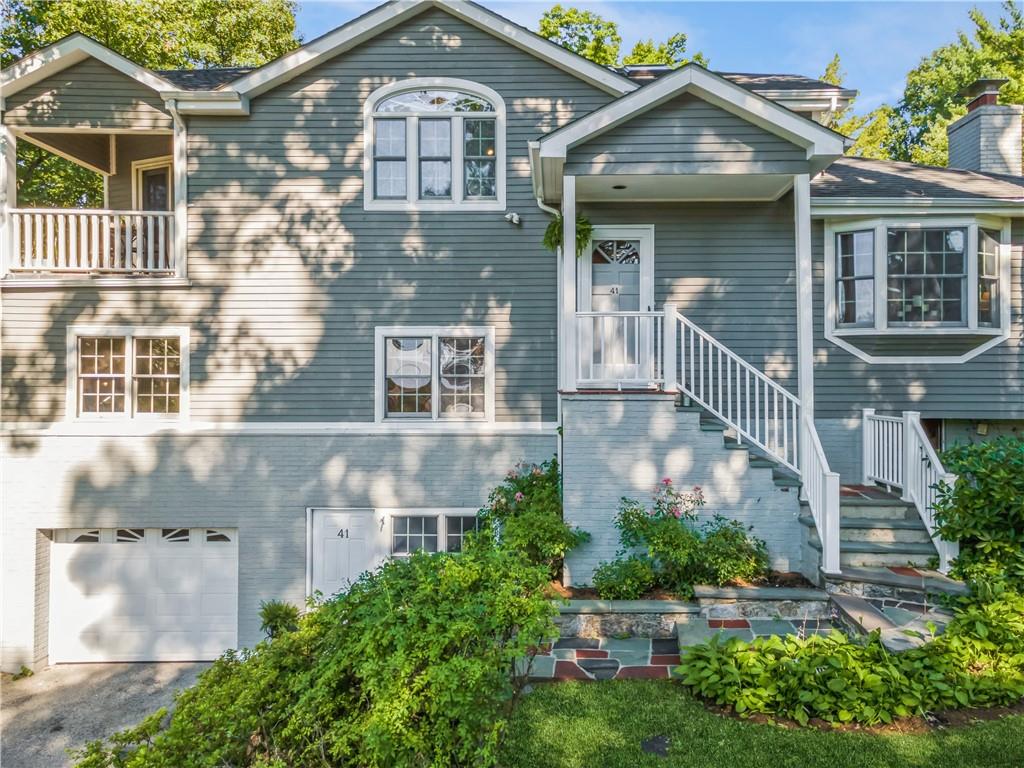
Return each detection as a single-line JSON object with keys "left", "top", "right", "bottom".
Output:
{"left": 861, "top": 408, "right": 876, "bottom": 485}
{"left": 823, "top": 470, "right": 842, "bottom": 574}
{"left": 662, "top": 303, "right": 677, "bottom": 393}
{"left": 901, "top": 411, "right": 918, "bottom": 502}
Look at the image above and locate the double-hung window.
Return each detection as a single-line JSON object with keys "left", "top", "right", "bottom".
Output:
{"left": 375, "top": 327, "right": 494, "bottom": 422}
{"left": 978, "top": 228, "right": 1000, "bottom": 326}
{"left": 365, "top": 79, "right": 505, "bottom": 211}
{"left": 886, "top": 228, "right": 966, "bottom": 325}
{"left": 69, "top": 326, "right": 188, "bottom": 419}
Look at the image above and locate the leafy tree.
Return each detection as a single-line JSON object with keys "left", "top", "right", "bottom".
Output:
{"left": 622, "top": 32, "right": 707, "bottom": 68}
{"left": 538, "top": 4, "right": 621, "bottom": 67}
{"left": 2, "top": 0, "right": 300, "bottom": 207}
{"left": 538, "top": 5, "right": 706, "bottom": 69}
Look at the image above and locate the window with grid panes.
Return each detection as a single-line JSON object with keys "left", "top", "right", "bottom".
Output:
{"left": 445, "top": 515, "right": 480, "bottom": 553}
{"left": 76, "top": 332, "right": 183, "bottom": 417}
{"left": 886, "top": 228, "right": 966, "bottom": 324}
{"left": 78, "top": 337, "right": 127, "bottom": 414}
{"left": 134, "top": 337, "right": 181, "bottom": 414}
{"left": 392, "top": 516, "right": 439, "bottom": 555}
{"left": 383, "top": 332, "right": 489, "bottom": 420}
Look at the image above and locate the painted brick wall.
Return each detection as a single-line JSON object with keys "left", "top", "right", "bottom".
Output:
{"left": 1, "top": 430, "right": 554, "bottom": 671}
{"left": 561, "top": 394, "right": 805, "bottom": 585}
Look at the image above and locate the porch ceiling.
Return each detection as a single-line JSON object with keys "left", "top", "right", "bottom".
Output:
{"left": 575, "top": 173, "right": 795, "bottom": 202}
{"left": 20, "top": 131, "right": 113, "bottom": 175}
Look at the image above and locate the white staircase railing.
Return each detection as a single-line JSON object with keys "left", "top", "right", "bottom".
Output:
{"left": 862, "top": 409, "right": 959, "bottom": 572}
{"left": 667, "top": 306, "right": 800, "bottom": 473}
{"left": 801, "top": 414, "right": 841, "bottom": 574}
{"left": 575, "top": 311, "right": 664, "bottom": 386}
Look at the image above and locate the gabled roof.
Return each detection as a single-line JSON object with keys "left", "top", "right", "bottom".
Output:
{"left": 226, "top": 0, "right": 638, "bottom": 100}
{"left": 813, "top": 157, "right": 1024, "bottom": 201}
{"left": 717, "top": 72, "right": 857, "bottom": 98}
{"left": 536, "top": 64, "right": 850, "bottom": 165}
{"left": 0, "top": 32, "right": 179, "bottom": 104}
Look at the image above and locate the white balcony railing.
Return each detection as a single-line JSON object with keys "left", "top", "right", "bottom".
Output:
{"left": 7, "top": 209, "right": 176, "bottom": 275}
{"left": 801, "top": 414, "right": 841, "bottom": 574}
{"left": 575, "top": 310, "right": 664, "bottom": 386}
{"left": 863, "top": 409, "right": 958, "bottom": 571}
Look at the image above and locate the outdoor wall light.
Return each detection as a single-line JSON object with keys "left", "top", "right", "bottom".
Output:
{"left": 504, "top": 211, "right": 521, "bottom": 225}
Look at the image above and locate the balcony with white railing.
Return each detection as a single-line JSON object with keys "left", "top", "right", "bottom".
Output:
{"left": 5, "top": 209, "right": 178, "bottom": 278}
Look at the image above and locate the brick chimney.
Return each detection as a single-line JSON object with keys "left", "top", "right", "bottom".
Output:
{"left": 946, "top": 79, "right": 1023, "bottom": 176}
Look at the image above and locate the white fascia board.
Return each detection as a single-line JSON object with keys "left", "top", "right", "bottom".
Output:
{"left": 811, "top": 197, "right": 1024, "bottom": 217}
{"left": 171, "top": 94, "right": 250, "bottom": 116}
{"left": 228, "top": 0, "right": 636, "bottom": 102}
{"left": 1, "top": 33, "right": 178, "bottom": 99}
{"left": 538, "top": 65, "right": 847, "bottom": 160}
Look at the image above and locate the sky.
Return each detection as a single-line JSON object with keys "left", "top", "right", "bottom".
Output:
{"left": 294, "top": 0, "right": 1012, "bottom": 113}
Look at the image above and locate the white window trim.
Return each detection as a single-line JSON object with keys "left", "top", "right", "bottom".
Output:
{"left": 382, "top": 508, "right": 479, "bottom": 557}
{"left": 65, "top": 325, "right": 190, "bottom": 421}
{"left": 823, "top": 217, "right": 1011, "bottom": 364}
{"left": 363, "top": 78, "right": 506, "bottom": 212}
{"left": 374, "top": 325, "right": 495, "bottom": 424}
{"left": 131, "top": 155, "right": 173, "bottom": 210}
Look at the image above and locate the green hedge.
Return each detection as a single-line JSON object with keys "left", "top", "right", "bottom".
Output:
{"left": 74, "top": 546, "right": 555, "bottom": 768}
{"left": 677, "top": 592, "right": 1024, "bottom": 726}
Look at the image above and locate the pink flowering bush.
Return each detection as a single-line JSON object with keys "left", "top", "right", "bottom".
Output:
{"left": 479, "top": 458, "right": 589, "bottom": 576}
{"left": 593, "top": 480, "right": 768, "bottom": 598}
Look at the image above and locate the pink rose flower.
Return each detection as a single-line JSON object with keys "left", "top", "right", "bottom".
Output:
{"left": 662, "top": 477, "right": 673, "bottom": 486}
{"left": 514, "top": 492, "right": 525, "bottom": 502}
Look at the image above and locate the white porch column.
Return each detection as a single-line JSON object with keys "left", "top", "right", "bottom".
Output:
{"left": 170, "top": 102, "right": 189, "bottom": 279}
{"left": 793, "top": 173, "right": 814, "bottom": 422}
{"left": 0, "top": 126, "right": 16, "bottom": 276}
{"left": 560, "top": 175, "right": 577, "bottom": 392}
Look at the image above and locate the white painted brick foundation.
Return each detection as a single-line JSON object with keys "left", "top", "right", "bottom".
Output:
{"left": 1, "top": 431, "right": 554, "bottom": 672}
{"left": 561, "top": 394, "right": 804, "bottom": 585}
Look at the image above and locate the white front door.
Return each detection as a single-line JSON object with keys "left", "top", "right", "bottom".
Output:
{"left": 49, "top": 527, "right": 238, "bottom": 663}
{"left": 579, "top": 227, "right": 655, "bottom": 383}
{"left": 309, "top": 509, "right": 385, "bottom": 599}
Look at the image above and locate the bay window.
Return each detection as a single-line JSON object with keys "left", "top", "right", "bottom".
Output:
{"left": 364, "top": 79, "right": 506, "bottom": 211}
{"left": 829, "top": 219, "right": 1009, "bottom": 334}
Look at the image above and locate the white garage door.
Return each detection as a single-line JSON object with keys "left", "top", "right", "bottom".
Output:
{"left": 49, "top": 527, "right": 238, "bottom": 663}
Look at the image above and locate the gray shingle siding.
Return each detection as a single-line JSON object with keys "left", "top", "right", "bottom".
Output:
{"left": 565, "top": 93, "right": 809, "bottom": 176}
{"left": 1, "top": 7, "right": 614, "bottom": 425}
{"left": 3, "top": 58, "right": 172, "bottom": 131}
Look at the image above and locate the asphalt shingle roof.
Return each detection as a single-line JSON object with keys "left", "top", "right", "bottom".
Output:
{"left": 156, "top": 67, "right": 254, "bottom": 90}
{"left": 813, "top": 156, "right": 1024, "bottom": 200}
{"left": 717, "top": 71, "right": 854, "bottom": 96}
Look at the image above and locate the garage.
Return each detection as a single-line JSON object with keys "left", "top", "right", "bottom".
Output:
{"left": 49, "top": 527, "right": 238, "bottom": 663}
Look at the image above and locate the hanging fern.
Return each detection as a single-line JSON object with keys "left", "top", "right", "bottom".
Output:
{"left": 542, "top": 213, "right": 593, "bottom": 258}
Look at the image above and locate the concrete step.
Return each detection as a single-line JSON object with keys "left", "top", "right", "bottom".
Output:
{"left": 825, "top": 565, "right": 969, "bottom": 598}
{"left": 772, "top": 469, "right": 801, "bottom": 488}
{"left": 840, "top": 500, "right": 918, "bottom": 521}
{"left": 830, "top": 593, "right": 952, "bottom": 652}
{"left": 807, "top": 537, "right": 936, "bottom": 568}
{"left": 839, "top": 518, "right": 933, "bottom": 545}
{"left": 699, "top": 419, "right": 727, "bottom": 432}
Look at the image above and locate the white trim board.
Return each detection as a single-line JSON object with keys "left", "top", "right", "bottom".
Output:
{"left": 536, "top": 65, "right": 848, "bottom": 166}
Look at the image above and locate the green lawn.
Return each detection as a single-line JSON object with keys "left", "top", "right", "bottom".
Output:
{"left": 501, "top": 681, "right": 1024, "bottom": 768}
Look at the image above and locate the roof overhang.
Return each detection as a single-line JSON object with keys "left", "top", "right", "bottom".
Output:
{"left": 0, "top": 33, "right": 178, "bottom": 110}
{"left": 532, "top": 65, "right": 850, "bottom": 202}
{"left": 811, "top": 196, "right": 1024, "bottom": 218}
{"left": 226, "top": 0, "right": 637, "bottom": 102}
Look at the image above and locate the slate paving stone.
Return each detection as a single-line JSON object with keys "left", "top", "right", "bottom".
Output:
{"left": 608, "top": 651, "right": 651, "bottom": 667}
{"left": 651, "top": 654, "right": 682, "bottom": 666}
{"left": 552, "top": 649, "right": 577, "bottom": 660}
{"left": 526, "top": 655, "right": 555, "bottom": 679}
{"left": 708, "top": 619, "right": 750, "bottom": 629}
{"left": 575, "top": 649, "right": 608, "bottom": 659}
{"left": 554, "top": 637, "right": 600, "bottom": 650}
{"left": 748, "top": 619, "right": 799, "bottom": 637}
{"left": 675, "top": 621, "right": 719, "bottom": 647}
{"left": 651, "top": 638, "right": 680, "bottom": 654}
{"left": 617, "top": 666, "right": 669, "bottom": 679}
{"left": 880, "top": 605, "right": 923, "bottom": 626}
{"left": 600, "top": 637, "right": 652, "bottom": 653}
{"left": 578, "top": 659, "right": 620, "bottom": 681}
{"left": 554, "top": 661, "right": 590, "bottom": 680}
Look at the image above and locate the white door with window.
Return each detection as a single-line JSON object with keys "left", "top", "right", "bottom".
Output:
{"left": 49, "top": 527, "right": 238, "bottom": 663}
{"left": 309, "top": 509, "right": 386, "bottom": 599}
{"left": 578, "top": 226, "right": 655, "bottom": 383}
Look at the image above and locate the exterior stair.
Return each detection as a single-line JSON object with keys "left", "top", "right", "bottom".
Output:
{"left": 676, "top": 398, "right": 801, "bottom": 491}
{"left": 800, "top": 491, "right": 938, "bottom": 568}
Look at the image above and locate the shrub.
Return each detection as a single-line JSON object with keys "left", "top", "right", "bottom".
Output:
{"left": 74, "top": 545, "right": 556, "bottom": 768}
{"left": 934, "top": 437, "right": 1024, "bottom": 591}
{"left": 259, "top": 599, "right": 300, "bottom": 639}
{"left": 592, "top": 555, "right": 656, "bottom": 600}
{"left": 677, "top": 591, "right": 1024, "bottom": 727}
{"left": 690, "top": 515, "right": 769, "bottom": 586}
{"left": 479, "top": 457, "right": 589, "bottom": 576}
{"left": 593, "top": 480, "right": 769, "bottom": 599}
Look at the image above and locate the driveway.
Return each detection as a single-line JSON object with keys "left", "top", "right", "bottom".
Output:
{"left": 1, "top": 662, "right": 208, "bottom": 768}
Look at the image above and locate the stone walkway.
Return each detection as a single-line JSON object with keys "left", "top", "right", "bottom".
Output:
{"left": 526, "top": 616, "right": 835, "bottom": 681}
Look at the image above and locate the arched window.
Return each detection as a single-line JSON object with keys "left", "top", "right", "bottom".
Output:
{"left": 364, "top": 78, "right": 506, "bottom": 211}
